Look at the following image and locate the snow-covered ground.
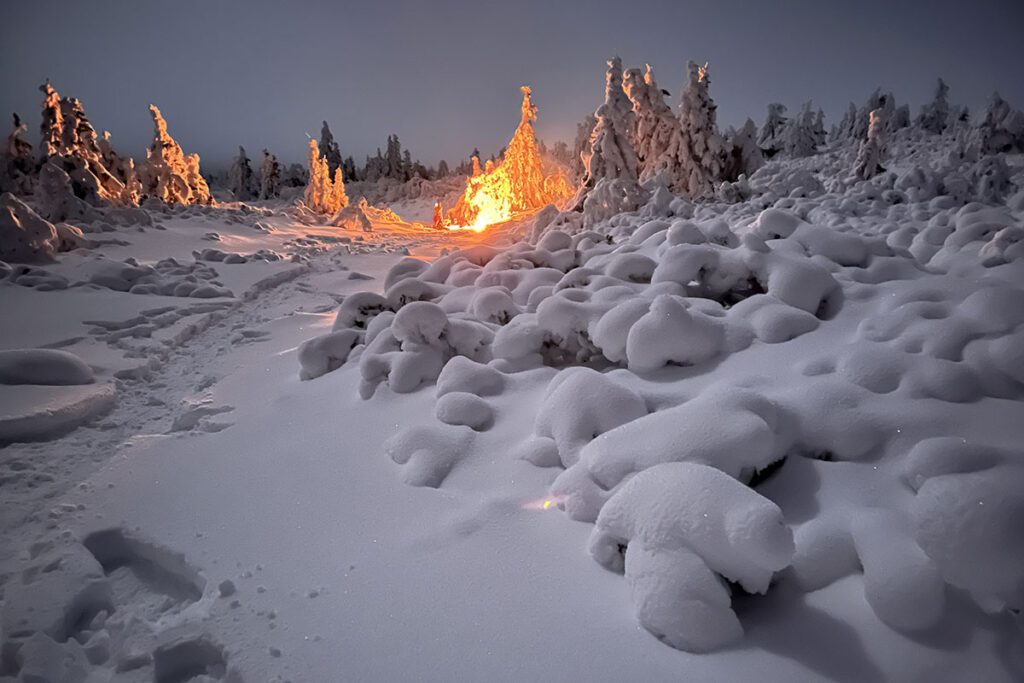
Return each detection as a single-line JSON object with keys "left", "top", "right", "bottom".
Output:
{"left": 2, "top": 130, "right": 1024, "bottom": 682}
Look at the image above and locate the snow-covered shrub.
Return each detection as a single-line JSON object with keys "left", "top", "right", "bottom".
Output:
{"left": 589, "top": 462, "right": 793, "bottom": 652}
{"left": 0, "top": 192, "right": 63, "bottom": 263}
{"left": 534, "top": 367, "right": 646, "bottom": 467}
{"left": 904, "top": 437, "right": 1024, "bottom": 612}
{"left": 975, "top": 92, "right": 1024, "bottom": 154}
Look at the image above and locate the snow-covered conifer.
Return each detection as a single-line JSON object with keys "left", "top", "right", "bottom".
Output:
{"left": 140, "top": 105, "right": 212, "bottom": 205}
{"left": 319, "top": 121, "right": 343, "bottom": 175}
{"left": 783, "top": 102, "right": 819, "bottom": 157}
{"left": 758, "top": 103, "right": 788, "bottom": 157}
{"left": 1, "top": 113, "right": 34, "bottom": 194}
{"left": 437, "top": 159, "right": 450, "bottom": 178}
{"left": 575, "top": 57, "right": 647, "bottom": 226}
{"left": 304, "top": 139, "right": 348, "bottom": 214}
{"left": 851, "top": 108, "right": 887, "bottom": 181}
{"left": 571, "top": 114, "right": 597, "bottom": 182}
{"left": 677, "top": 61, "right": 726, "bottom": 198}
{"left": 723, "top": 118, "right": 763, "bottom": 181}
{"left": 917, "top": 78, "right": 950, "bottom": 135}
{"left": 624, "top": 64, "right": 686, "bottom": 186}
{"left": 228, "top": 146, "right": 256, "bottom": 200}
{"left": 259, "top": 149, "right": 281, "bottom": 199}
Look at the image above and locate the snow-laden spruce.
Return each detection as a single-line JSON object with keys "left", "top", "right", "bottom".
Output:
{"left": 575, "top": 57, "right": 647, "bottom": 227}
{"left": 139, "top": 105, "right": 212, "bottom": 205}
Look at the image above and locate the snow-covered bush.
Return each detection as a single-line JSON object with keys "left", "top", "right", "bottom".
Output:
{"left": 589, "top": 462, "right": 793, "bottom": 651}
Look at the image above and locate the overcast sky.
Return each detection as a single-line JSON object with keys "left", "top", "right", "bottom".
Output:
{"left": 2, "top": 0, "right": 1022, "bottom": 168}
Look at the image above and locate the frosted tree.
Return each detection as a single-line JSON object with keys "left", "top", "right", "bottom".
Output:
{"left": 436, "top": 159, "right": 450, "bottom": 177}
{"left": 812, "top": 108, "right": 827, "bottom": 147}
{"left": 228, "top": 146, "right": 256, "bottom": 200}
{"left": 623, "top": 64, "right": 685, "bottom": 186}
{"left": 677, "top": 61, "right": 726, "bottom": 199}
{"left": 342, "top": 156, "right": 358, "bottom": 183}
{"left": 304, "top": 139, "right": 348, "bottom": 214}
{"left": 259, "top": 149, "right": 281, "bottom": 199}
{"left": 851, "top": 108, "right": 887, "bottom": 181}
{"left": 570, "top": 114, "right": 596, "bottom": 183}
{"left": 976, "top": 92, "right": 1024, "bottom": 153}
{"left": 385, "top": 135, "right": 404, "bottom": 180}
{"left": 39, "top": 81, "right": 63, "bottom": 158}
{"left": 758, "top": 103, "right": 788, "bottom": 157}
{"left": 319, "top": 121, "right": 343, "bottom": 175}
{"left": 140, "top": 105, "right": 212, "bottom": 205}
{"left": 1, "top": 113, "right": 34, "bottom": 194}
{"left": 35, "top": 82, "right": 133, "bottom": 206}
{"left": 575, "top": 57, "right": 646, "bottom": 226}
{"left": 364, "top": 150, "right": 386, "bottom": 182}
{"left": 853, "top": 90, "right": 896, "bottom": 140}
{"left": 830, "top": 102, "right": 858, "bottom": 143}
{"left": 917, "top": 78, "right": 950, "bottom": 134}
{"left": 723, "top": 118, "right": 763, "bottom": 181}
{"left": 783, "top": 102, "right": 819, "bottom": 157}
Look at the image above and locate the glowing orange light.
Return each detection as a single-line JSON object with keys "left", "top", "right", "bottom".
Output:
{"left": 446, "top": 86, "right": 572, "bottom": 232}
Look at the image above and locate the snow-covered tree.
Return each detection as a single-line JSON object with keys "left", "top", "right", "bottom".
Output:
{"left": 140, "top": 105, "right": 212, "bottom": 205}
{"left": 975, "top": 92, "right": 1024, "bottom": 153}
{"left": 1, "top": 113, "right": 34, "bottom": 194}
{"left": 812, "top": 108, "right": 827, "bottom": 147}
{"left": 623, "top": 64, "right": 685, "bottom": 186}
{"left": 39, "top": 81, "right": 63, "bottom": 159}
{"left": 342, "top": 155, "right": 358, "bottom": 183}
{"left": 228, "top": 146, "right": 256, "bottom": 200}
{"left": 917, "top": 78, "right": 950, "bottom": 135}
{"left": 436, "top": 159, "right": 450, "bottom": 177}
{"left": 723, "top": 118, "right": 763, "bottom": 181}
{"left": 758, "top": 103, "right": 788, "bottom": 157}
{"left": 35, "top": 82, "right": 134, "bottom": 206}
{"left": 319, "top": 121, "right": 343, "bottom": 175}
{"left": 782, "top": 102, "right": 819, "bottom": 157}
{"left": 304, "top": 138, "right": 347, "bottom": 214}
{"left": 385, "top": 135, "right": 404, "bottom": 180}
{"left": 851, "top": 107, "right": 887, "bottom": 181}
{"left": 282, "top": 162, "right": 308, "bottom": 188}
{"left": 830, "top": 102, "right": 858, "bottom": 143}
{"left": 677, "top": 61, "right": 726, "bottom": 198}
{"left": 890, "top": 104, "right": 910, "bottom": 132}
{"left": 259, "top": 149, "right": 281, "bottom": 199}
{"left": 575, "top": 57, "right": 646, "bottom": 226}
{"left": 570, "top": 115, "right": 596, "bottom": 183}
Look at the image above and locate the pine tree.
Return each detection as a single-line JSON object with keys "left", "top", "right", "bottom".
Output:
{"left": 141, "top": 105, "right": 211, "bottom": 205}
{"left": 917, "top": 78, "right": 950, "bottom": 134}
{"left": 758, "top": 103, "right": 788, "bottom": 157}
{"left": 723, "top": 118, "right": 763, "bottom": 181}
{"left": 576, "top": 57, "right": 646, "bottom": 226}
{"left": 677, "top": 61, "right": 726, "bottom": 198}
{"left": 319, "top": 121, "right": 343, "bottom": 175}
{"left": 623, "top": 64, "right": 686, "bottom": 187}
{"left": 228, "top": 146, "right": 256, "bottom": 200}
{"left": 259, "top": 149, "right": 281, "bottom": 199}
{"left": 851, "top": 108, "right": 887, "bottom": 181}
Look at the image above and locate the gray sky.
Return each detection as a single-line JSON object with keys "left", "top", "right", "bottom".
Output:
{"left": 2, "top": 0, "right": 1022, "bottom": 168}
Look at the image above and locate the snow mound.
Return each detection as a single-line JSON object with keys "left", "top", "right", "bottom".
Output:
{"left": 383, "top": 423, "right": 476, "bottom": 487}
{"left": 0, "top": 348, "right": 95, "bottom": 385}
{"left": 589, "top": 462, "right": 793, "bottom": 652}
